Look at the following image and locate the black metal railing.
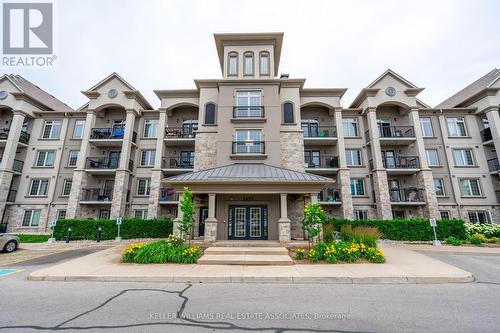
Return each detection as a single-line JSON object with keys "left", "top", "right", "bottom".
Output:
{"left": 318, "top": 188, "right": 341, "bottom": 203}
{"left": 81, "top": 188, "right": 113, "bottom": 202}
{"left": 19, "top": 131, "right": 30, "bottom": 144}
{"left": 165, "top": 125, "right": 198, "bottom": 138}
{"left": 132, "top": 131, "right": 137, "bottom": 144}
{"left": 7, "top": 189, "right": 17, "bottom": 202}
{"left": 378, "top": 125, "right": 415, "bottom": 138}
{"left": 382, "top": 156, "right": 420, "bottom": 169}
{"left": 232, "top": 141, "right": 265, "bottom": 154}
{"left": 233, "top": 106, "right": 265, "bottom": 118}
{"left": 85, "top": 157, "right": 120, "bottom": 169}
{"left": 128, "top": 159, "right": 134, "bottom": 171}
{"left": 488, "top": 157, "right": 500, "bottom": 172}
{"left": 160, "top": 189, "right": 179, "bottom": 202}
{"left": 162, "top": 156, "right": 194, "bottom": 169}
{"left": 12, "top": 159, "right": 24, "bottom": 173}
{"left": 481, "top": 127, "right": 492, "bottom": 142}
{"left": 389, "top": 188, "right": 425, "bottom": 203}
{"left": 90, "top": 127, "right": 125, "bottom": 140}
{"left": 496, "top": 190, "right": 500, "bottom": 203}
{"left": 305, "top": 156, "right": 339, "bottom": 169}
{"left": 301, "top": 124, "right": 337, "bottom": 138}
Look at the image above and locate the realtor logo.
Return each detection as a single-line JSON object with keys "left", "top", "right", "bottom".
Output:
{"left": 2, "top": 2, "right": 53, "bottom": 54}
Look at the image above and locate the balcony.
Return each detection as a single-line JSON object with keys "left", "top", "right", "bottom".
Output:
{"left": 80, "top": 188, "right": 113, "bottom": 204}
{"left": 318, "top": 188, "right": 341, "bottom": 205}
{"left": 232, "top": 106, "right": 265, "bottom": 123}
{"left": 383, "top": 156, "right": 420, "bottom": 174}
{"left": 305, "top": 156, "right": 339, "bottom": 174}
{"left": 85, "top": 157, "right": 133, "bottom": 173}
{"left": 162, "top": 156, "right": 194, "bottom": 174}
{"left": 488, "top": 157, "right": 500, "bottom": 174}
{"left": 0, "top": 129, "right": 30, "bottom": 146}
{"left": 481, "top": 127, "right": 493, "bottom": 145}
{"left": 231, "top": 141, "right": 266, "bottom": 159}
{"left": 375, "top": 125, "right": 416, "bottom": 146}
{"left": 19, "top": 131, "right": 30, "bottom": 145}
{"left": 6, "top": 189, "right": 16, "bottom": 202}
{"left": 389, "top": 187, "right": 426, "bottom": 205}
{"left": 160, "top": 189, "right": 179, "bottom": 204}
{"left": 89, "top": 127, "right": 136, "bottom": 147}
{"left": 302, "top": 123, "right": 337, "bottom": 145}
{"left": 12, "top": 159, "right": 24, "bottom": 173}
{"left": 164, "top": 124, "right": 197, "bottom": 146}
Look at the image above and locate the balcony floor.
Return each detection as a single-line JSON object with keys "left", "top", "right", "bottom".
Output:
{"left": 303, "top": 137, "right": 337, "bottom": 145}
{"left": 386, "top": 168, "right": 420, "bottom": 175}
{"left": 390, "top": 201, "right": 426, "bottom": 206}
{"left": 162, "top": 168, "right": 194, "bottom": 175}
{"left": 84, "top": 169, "right": 117, "bottom": 175}
{"left": 306, "top": 168, "right": 339, "bottom": 175}
{"left": 164, "top": 138, "right": 195, "bottom": 146}
{"left": 379, "top": 138, "right": 416, "bottom": 146}
{"left": 80, "top": 201, "right": 113, "bottom": 205}
{"left": 159, "top": 201, "right": 179, "bottom": 205}
{"left": 89, "top": 139, "right": 123, "bottom": 147}
{"left": 319, "top": 201, "right": 342, "bottom": 205}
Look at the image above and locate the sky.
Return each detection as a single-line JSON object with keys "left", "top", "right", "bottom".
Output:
{"left": 3, "top": 0, "right": 500, "bottom": 110}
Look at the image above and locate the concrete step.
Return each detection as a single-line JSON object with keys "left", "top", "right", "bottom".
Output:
{"left": 204, "top": 247, "right": 289, "bottom": 256}
{"left": 197, "top": 254, "right": 294, "bottom": 265}
{"left": 212, "top": 241, "right": 282, "bottom": 247}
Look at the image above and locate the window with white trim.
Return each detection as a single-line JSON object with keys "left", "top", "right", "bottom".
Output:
{"left": 62, "top": 179, "right": 72, "bottom": 196}
{"left": 57, "top": 209, "right": 67, "bottom": 220}
{"left": 137, "top": 178, "right": 151, "bottom": 196}
{"left": 353, "top": 210, "right": 368, "bottom": 220}
{"left": 143, "top": 119, "right": 159, "bottom": 138}
{"left": 419, "top": 117, "right": 433, "bottom": 137}
{"left": 447, "top": 117, "right": 467, "bottom": 137}
{"left": 259, "top": 52, "right": 270, "bottom": 75}
{"left": 425, "top": 149, "right": 440, "bottom": 166}
{"left": 68, "top": 150, "right": 79, "bottom": 167}
{"left": 453, "top": 149, "right": 474, "bottom": 166}
{"left": 140, "top": 150, "right": 156, "bottom": 167}
{"left": 346, "top": 149, "right": 362, "bottom": 166}
{"left": 243, "top": 52, "right": 253, "bottom": 75}
{"left": 468, "top": 211, "right": 491, "bottom": 224}
{"left": 35, "top": 150, "right": 55, "bottom": 167}
{"left": 342, "top": 118, "right": 358, "bottom": 137}
{"left": 235, "top": 129, "right": 262, "bottom": 153}
{"left": 440, "top": 211, "right": 450, "bottom": 220}
{"left": 29, "top": 179, "right": 49, "bottom": 196}
{"left": 433, "top": 179, "right": 445, "bottom": 196}
{"left": 42, "top": 120, "right": 61, "bottom": 139}
{"left": 134, "top": 209, "right": 148, "bottom": 219}
{"left": 73, "top": 119, "right": 85, "bottom": 139}
{"left": 22, "top": 209, "right": 40, "bottom": 227}
{"left": 228, "top": 53, "right": 238, "bottom": 75}
{"left": 459, "top": 178, "right": 482, "bottom": 197}
{"left": 350, "top": 178, "right": 365, "bottom": 196}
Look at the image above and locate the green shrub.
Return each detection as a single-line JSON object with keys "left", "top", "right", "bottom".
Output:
{"left": 294, "top": 249, "right": 306, "bottom": 260}
{"left": 124, "top": 240, "right": 201, "bottom": 264}
{"left": 470, "top": 236, "right": 482, "bottom": 246}
{"left": 53, "top": 218, "right": 172, "bottom": 241}
{"left": 16, "top": 234, "right": 50, "bottom": 243}
{"left": 323, "top": 224, "right": 335, "bottom": 243}
{"left": 352, "top": 226, "right": 383, "bottom": 247}
{"left": 305, "top": 241, "right": 385, "bottom": 264}
{"left": 446, "top": 236, "right": 462, "bottom": 246}
{"left": 325, "top": 218, "right": 466, "bottom": 241}
{"left": 465, "top": 223, "right": 500, "bottom": 238}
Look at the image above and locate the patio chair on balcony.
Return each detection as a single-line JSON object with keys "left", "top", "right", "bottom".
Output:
{"left": 111, "top": 128, "right": 124, "bottom": 138}
{"left": 169, "top": 158, "right": 179, "bottom": 168}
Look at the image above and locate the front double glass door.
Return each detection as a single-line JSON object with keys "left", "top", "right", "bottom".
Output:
{"left": 228, "top": 205, "right": 268, "bottom": 240}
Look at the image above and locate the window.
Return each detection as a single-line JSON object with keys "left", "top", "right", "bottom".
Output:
{"left": 140, "top": 150, "right": 156, "bottom": 166}
{"left": 346, "top": 149, "right": 362, "bottom": 166}
{"left": 143, "top": 119, "right": 159, "bottom": 138}
{"left": 459, "top": 178, "right": 482, "bottom": 197}
{"left": 342, "top": 118, "right": 358, "bottom": 137}
{"left": 350, "top": 179, "right": 365, "bottom": 196}
{"left": 282, "top": 102, "right": 294, "bottom": 124}
{"left": 180, "top": 151, "right": 195, "bottom": 168}
{"left": 243, "top": 52, "right": 253, "bottom": 75}
{"left": 447, "top": 117, "right": 467, "bottom": 137}
{"left": 137, "top": 178, "right": 151, "bottom": 196}
{"left": 62, "top": 179, "right": 72, "bottom": 196}
{"left": 22, "top": 209, "right": 40, "bottom": 227}
{"left": 73, "top": 119, "right": 85, "bottom": 139}
{"left": 468, "top": 211, "right": 491, "bottom": 224}
{"left": 134, "top": 210, "right": 148, "bottom": 219}
{"left": 259, "top": 52, "right": 270, "bottom": 75}
{"left": 301, "top": 119, "right": 319, "bottom": 137}
{"left": 440, "top": 211, "right": 450, "bottom": 220}
{"left": 204, "top": 103, "right": 216, "bottom": 125}
{"left": 228, "top": 52, "right": 238, "bottom": 75}
{"left": 353, "top": 210, "right": 368, "bottom": 220}
{"left": 68, "top": 150, "right": 79, "bottom": 167}
{"left": 29, "top": 179, "right": 49, "bottom": 196}
{"left": 35, "top": 150, "right": 55, "bottom": 167}
{"left": 433, "top": 179, "right": 445, "bottom": 196}
{"left": 236, "top": 91, "right": 262, "bottom": 117}
{"left": 453, "top": 149, "right": 474, "bottom": 166}
{"left": 304, "top": 151, "right": 320, "bottom": 168}
{"left": 235, "top": 129, "right": 262, "bottom": 153}
{"left": 42, "top": 120, "right": 61, "bottom": 139}
{"left": 57, "top": 209, "right": 67, "bottom": 220}
{"left": 420, "top": 117, "right": 433, "bottom": 137}
{"left": 99, "top": 210, "right": 111, "bottom": 219}
{"left": 425, "top": 149, "right": 440, "bottom": 166}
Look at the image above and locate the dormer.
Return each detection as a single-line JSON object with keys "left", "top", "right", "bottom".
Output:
{"left": 214, "top": 32, "right": 283, "bottom": 79}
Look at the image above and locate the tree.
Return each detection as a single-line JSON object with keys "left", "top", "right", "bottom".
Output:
{"left": 179, "top": 187, "right": 195, "bottom": 245}
{"left": 300, "top": 202, "right": 326, "bottom": 248}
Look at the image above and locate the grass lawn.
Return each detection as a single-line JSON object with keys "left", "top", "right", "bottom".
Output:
{"left": 16, "top": 234, "right": 50, "bottom": 243}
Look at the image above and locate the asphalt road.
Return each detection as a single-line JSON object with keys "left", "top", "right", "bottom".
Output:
{"left": 0, "top": 250, "right": 499, "bottom": 332}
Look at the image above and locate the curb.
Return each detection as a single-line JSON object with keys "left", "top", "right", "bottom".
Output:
{"left": 417, "top": 250, "right": 500, "bottom": 257}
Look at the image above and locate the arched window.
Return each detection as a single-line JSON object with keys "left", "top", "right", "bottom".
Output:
{"left": 243, "top": 52, "right": 254, "bottom": 75}
{"left": 204, "top": 103, "right": 216, "bottom": 125}
{"left": 259, "top": 52, "right": 270, "bottom": 75}
{"left": 283, "top": 102, "right": 294, "bottom": 124}
{"left": 228, "top": 52, "right": 238, "bottom": 76}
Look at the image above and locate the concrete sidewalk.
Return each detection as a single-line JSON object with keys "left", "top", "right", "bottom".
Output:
{"left": 28, "top": 244, "right": 474, "bottom": 284}
{"left": 400, "top": 244, "right": 500, "bottom": 256}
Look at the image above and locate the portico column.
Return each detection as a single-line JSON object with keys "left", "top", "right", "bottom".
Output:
{"left": 204, "top": 193, "right": 217, "bottom": 243}
{"left": 148, "top": 108, "right": 168, "bottom": 218}
{"left": 173, "top": 192, "right": 183, "bottom": 237}
{"left": 485, "top": 106, "right": 500, "bottom": 157}
{"left": 334, "top": 108, "right": 353, "bottom": 219}
{"left": 278, "top": 193, "right": 291, "bottom": 243}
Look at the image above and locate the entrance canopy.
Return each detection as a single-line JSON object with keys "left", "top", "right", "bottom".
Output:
{"left": 163, "top": 163, "right": 334, "bottom": 194}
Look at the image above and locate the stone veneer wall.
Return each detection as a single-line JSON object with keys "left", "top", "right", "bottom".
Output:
{"left": 147, "top": 170, "right": 162, "bottom": 218}
{"left": 280, "top": 131, "right": 305, "bottom": 172}
{"left": 372, "top": 170, "right": 392, "bottom": 219}
{"left": 5, "top": 205, "right": 49, "bottom": 233}
{"left": 0, "top": 171, "right": 14, "bottom": 225}
{"left": 288, "top": 196, "right": 305, "bottom": 239}
{"left": 337, "top": 170, "right": 353, "bottom": 219}
{"left": 194, "top": 132, "right": 217, "bottom": 171}
{"left": 417, "top": 170, "right": 439, "bottom": 219}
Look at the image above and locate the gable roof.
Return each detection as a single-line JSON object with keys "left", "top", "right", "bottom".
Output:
{"left": 366, "top": 69, "right": 418, "bottom": 89}
{"left": 166, "top": 163, "right": 333, "bottom": 183}
{"left": 86, "top": 72, "right": 136, "bottom": 92}
{"left": 436, "top": 69, "right": 500, "bottom": 108}
{"left": 1, "top": 74, "right": 73, "bottom": 112}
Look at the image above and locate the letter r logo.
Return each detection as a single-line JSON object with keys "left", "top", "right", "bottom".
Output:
{"left": 2, "top": 3, "right": 53, "bottom": 54}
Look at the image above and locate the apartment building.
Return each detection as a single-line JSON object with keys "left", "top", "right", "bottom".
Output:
{"left": 0, "top": 32, "right": 498, "bottom": 240}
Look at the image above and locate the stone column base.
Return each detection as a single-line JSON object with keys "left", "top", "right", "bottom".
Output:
{"left": 173, "top": 218, "right": 181, "bottom": 237}
{"left": 278, "top": 217, "right": 291, "bottom": 243}
{"left": 204, "top": 218, "right": 217, "bottom": 244}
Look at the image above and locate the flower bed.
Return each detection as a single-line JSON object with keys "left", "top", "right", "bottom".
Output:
{"left": 465, "top": 223, "right": 500, "bottom": 238}
{"left": 122, "top": 235, "right": 202, "bottom": 264}
{"left": 293, "top": 241, "right": 385, "bottom": 264}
